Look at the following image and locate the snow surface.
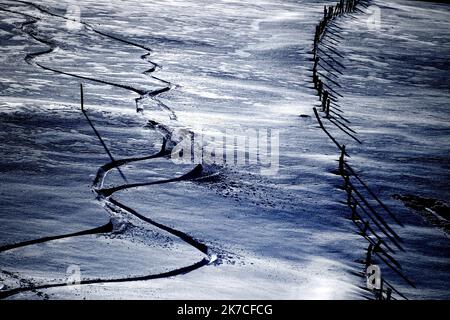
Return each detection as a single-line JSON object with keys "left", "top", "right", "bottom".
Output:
{"left": 0, "top": 0, "right": 448, "bottom": 299}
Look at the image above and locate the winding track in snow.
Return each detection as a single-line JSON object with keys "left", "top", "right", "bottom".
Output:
{"left": 0, "top": 0, "right": 215, "bottom": 299}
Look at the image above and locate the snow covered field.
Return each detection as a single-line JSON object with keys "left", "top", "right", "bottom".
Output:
{"left": 0, "top": 0, "right": 448, "bottom": 299}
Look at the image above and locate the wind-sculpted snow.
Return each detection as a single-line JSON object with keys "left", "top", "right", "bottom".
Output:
{"left": 0, "top": 0, "right": 368, "bottom": 299}
{"left": 0, "top": 0, "right": 449, "bottom": 299}
{"left": 310, "top": 0, "right": 450, "bottom": 299}
{"left": 0, "top": 0, "right": 215, "bottom": 299}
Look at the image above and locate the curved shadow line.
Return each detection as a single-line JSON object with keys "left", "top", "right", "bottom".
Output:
{"left": 0, "top": 258, "right": 209, "bottom": 299}
{"left": 0, "top": 2, "right": 214, "bottom": 299}
{"left": 0, "top": 221, "right": 113, "bottom": 253}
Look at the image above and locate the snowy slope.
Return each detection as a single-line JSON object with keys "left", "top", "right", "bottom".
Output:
{"left": 0, "top": 0, "right": 448, "bottom": 299}
{"left": 313, "top": 0, "right": 450, "bottom": 299}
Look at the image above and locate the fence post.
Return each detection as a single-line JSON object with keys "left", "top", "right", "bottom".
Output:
{"left": 326, "top": 98, "right": 331, "bottom": 118}
{"left": 343, "top": 172, "right": 350, "bottom": 190}
{"left": 318, "top": 80, "right": 323, "bottom": 100}
{"left": 339, "top": 145, "right": 346, "bottom": 174}
{"left": 362, "top": 220, "right": 369, "bottom": 236}
{"left": 374, "top": 239, "right": 381, "bottom": 253}
{"left": 386, "top": 288, "right": 392, "bottom": 301}
{"left": 347, "top": 186, "right": 352, "bottom": 205}
{"left": 80, "top": 83, "right": 84, "bottom": 112}
{"left": 322, "top": 90, "right": 329, "bottom": 110}
{"left": 365, "top": 243, "right": 373, "bottom": 267}
{"left": 378, "top": 278, "right": 384, "bottom": 300}
{"left": 350, "top": 202, "right": 357, "bottom": 221}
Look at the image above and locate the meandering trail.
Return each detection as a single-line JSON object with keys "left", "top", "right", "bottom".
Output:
{"left": 0, "top": 0, "right": 215, "bottom": 299}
